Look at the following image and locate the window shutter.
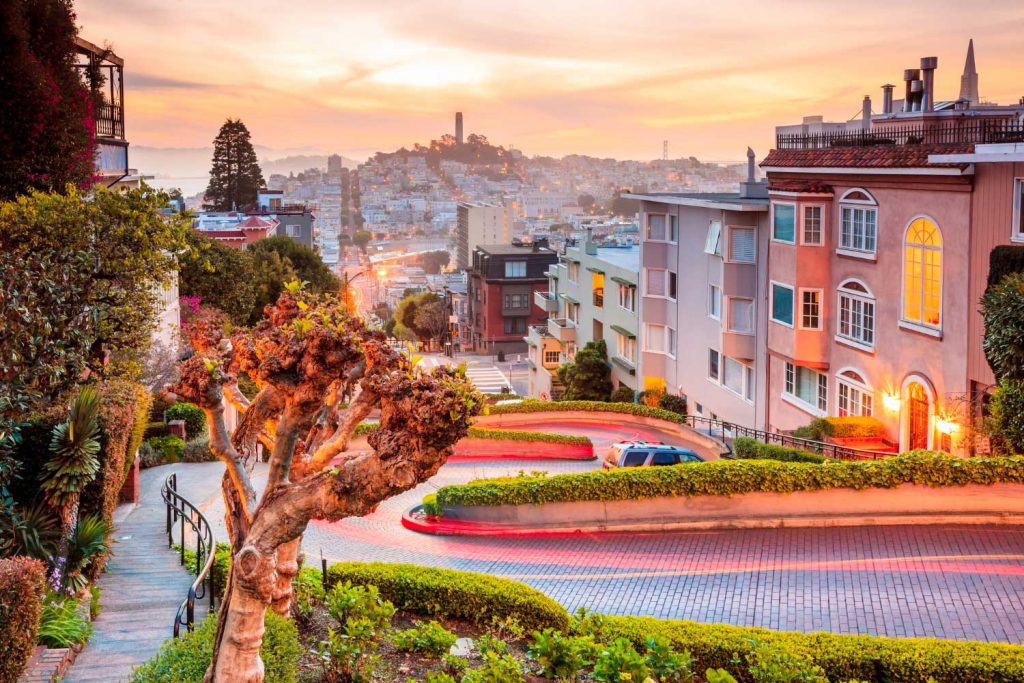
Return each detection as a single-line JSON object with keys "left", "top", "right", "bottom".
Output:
{"left": 730, "top": 228, "right": 755, "bottom": 263}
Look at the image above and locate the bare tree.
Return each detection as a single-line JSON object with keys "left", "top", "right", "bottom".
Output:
{"left": 170, "top": 286, "right": 480, "bottom": 682}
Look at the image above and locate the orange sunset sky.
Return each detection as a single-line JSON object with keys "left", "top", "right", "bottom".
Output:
{"left": 76, "top": 0, "right": 1023, "bottom": 162}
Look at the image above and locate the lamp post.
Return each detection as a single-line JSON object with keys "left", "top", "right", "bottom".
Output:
{"left": 341, "top": 267, "right": 383, "bottom": 316}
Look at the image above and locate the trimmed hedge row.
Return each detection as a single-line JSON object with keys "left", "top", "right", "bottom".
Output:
{"left": 486, "top": 399, "right": 688, "bottom": 425}
{"left": 0, "top": 557, "right": 46, "bottom": 682}
{"left": 353, "top": 421, "right": 592, "bottom": 446}
{"left": 600, "top": 614, "right": 1024, "bottom": 683}
{"left": 732, "top": 437, "right": 828, "bottom": 464}
{"left": 434, "top": 451, "right": 1024, "bottom": 508}
{"left": 325, "top": 561, "right": 569, "bottom": 633}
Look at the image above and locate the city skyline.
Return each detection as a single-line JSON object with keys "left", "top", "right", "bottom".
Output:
{"left": 77, "top": 0, "right": 1024, "bottom": 162}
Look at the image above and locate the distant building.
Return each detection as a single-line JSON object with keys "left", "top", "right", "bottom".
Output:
{"left": 196, "top": 214, "right": 276, "bottom": 249}
{"left": 327, "top": 154, "right": 344, "bottom": 173}
{"left": 254, "top": 190, "right": 316, "bottom": 250}
{"left": 456, "top": 202, "right": 512, "bottom": 270}
{"left": 466, "top": 244, "right": 558, "bottom": 354}
{"left": 455, "top": 112, "right": 464, "bottom": 145}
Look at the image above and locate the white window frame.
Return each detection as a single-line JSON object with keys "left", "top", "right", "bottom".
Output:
{"left": 1013, "top": 178, "right": 1024, "bottom": 243}
{"left": 708, "top": 284, "right": 721, "bottom": 320}
{"left": 798, "top": 288, "right": 823, "bottom": 331}
{"left": 505, "top": 260, "right": 527, "bottom": 278}
{"left": 617, "top": 283, "right": 637, "bottom": 312}
{"left": 567, "top": 262, "right": 580, "bottom": 282}
{"left": 771, "top": 201, "right": 797, "bottom": 244}
{"left": 704, "top": 220, "right": 722, "bottom": 256}
{"left": 721, "top": 356, "right": 746, "bottom": 397}
{"left": 708, "top": 348, "right": 720, "bottom": 382}
{"left": 727, "top": 296, "right": 755, "bottom": 335}
{"left": 899, "top": 214, "right": 943, "bottom": 336}
{"left": 744, "top": 365, "right": 755, "bottom": 403}
{"left": 647, "top": 213, "right": 668, "bottom": 241}
{"left": 836, "top": 278, "right": 876, "bottom": 352}
{"left": 667, "top": 270, "right": 677, "bottom": 301}
{"left": 727, "top": 226, "right": 756, "bottom": 264}
{"left": 837, "top": 188, "right": 878, "bottom": 259}
{"left": 800, "top": 204, "right": 825, "bottom": 246}
{"left": 770, "top": 281, "right": 795, "bottom": 328}
{"left": 643, "top": 323, "right": 669, "bottom": 354}
{"left": 782, "top": 361, "right": 828, "bottom": 417}
{"left": 644, "top": 268, "right": 668, "bottom": 298}
{"left": 616, "top": 334, "right": 637, "bottom": 364}
{"left": 835, "top": 368, "right": 874, "bottom": 417}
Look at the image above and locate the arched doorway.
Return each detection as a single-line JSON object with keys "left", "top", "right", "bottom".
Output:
{"left": 906, "top": 383, "right": 930, "bottom": 450}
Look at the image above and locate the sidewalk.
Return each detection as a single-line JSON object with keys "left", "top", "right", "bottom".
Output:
{"left": 61, "top": 462, "right": 224, "bottom": 682}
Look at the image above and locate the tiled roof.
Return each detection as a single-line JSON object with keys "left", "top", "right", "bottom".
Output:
{"left": 236, "top": 215, "right": 273, "bottom": 229}
{"left": 768, "top": 180, "right": 834, "bottom": 194}
{"left": 203, "top": 230, "right": 247, "bottom": 240}
{"left": 761, "top": 144, "right": 974, "bottom": 170}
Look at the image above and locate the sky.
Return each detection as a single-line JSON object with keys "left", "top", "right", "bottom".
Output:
{"left": 76, "top": 0, "right": 1024, "bottom": 164}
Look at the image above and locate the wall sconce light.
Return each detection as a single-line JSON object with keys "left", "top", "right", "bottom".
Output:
{"left": 935, "top": 417, "right": 960, "bottom": 435}
{"left": 882, "top": 392, "right": 901, "bottom": 412}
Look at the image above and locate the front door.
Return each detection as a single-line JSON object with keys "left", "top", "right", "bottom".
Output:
{"left": 907, "top": 383, "right": 929, "bottom": 451}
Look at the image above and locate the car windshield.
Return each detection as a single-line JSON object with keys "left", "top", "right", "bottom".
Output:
{"left": 621, "top": 451, "right": 647, "bottom": 467}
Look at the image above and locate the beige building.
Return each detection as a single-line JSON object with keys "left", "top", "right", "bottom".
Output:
{"left": 457, "top": 202, "right": 511, "bottom": 270}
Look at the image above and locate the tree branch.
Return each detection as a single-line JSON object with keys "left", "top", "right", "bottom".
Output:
{"left": 302, "top": 388, "right": 378, "bottom": 475}
{"left": 203, "top": 399, "right": 257, "bottom": 520}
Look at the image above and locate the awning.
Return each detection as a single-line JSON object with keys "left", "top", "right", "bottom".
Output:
{"left": 586, "top": 266, "right": 605, "bottom": 274}
{"left": 560, "top": 293, "right": 579, "bottom": 304}
{"left": 610, "top": 276, "right": 634, "bottom": 286}
{"left": 544, "top": 271, "right": 559, "bottom": 279}
{"left": 611, "top": 356, "right": 637, "bottom": 375}
{"left": 611, "top": 324, "right": 636, "bottom": 338}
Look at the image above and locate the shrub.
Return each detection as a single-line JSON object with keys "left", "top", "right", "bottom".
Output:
{"left": 646, "top": 634, "right": 696, "bottom": 683}
{"left": 143, "top": 421, "right": 169, "bottom": 440}
{"left": 0, "top": 557, "right": 46, "bottom": 682}
{"left": 461, "top": 652, "right": 523, "bottom": 683}
{"left": 609, "top": 386, "right": 635, "bottom": 403}
{"left": 165, "top": 402, "right": 207, "bottom": 440}
{"left": 179, "top": 542, "right": 231, "bottom": 596}
{"left": 421, "top": 493, "right": 442, "bottom": 517}
{"left": 292, "top": 566, "right": 325, "bottom": 621}
{"left": 593, "top": 637, "right": 650, "bottom": 683}
{"left": 146, "top": 435, "right": 184, "bottom": 463}
{"left": 131, "top": 611, "right": 301, "bottom": 682}
{"left": 90, "top": 585, "right": 102, "bottom": 620}
{"left": 487, "top": 399, "right": 688, "bottom": 426}
{"left": 126, "top": 387, "right": 155, "bottom": 477}
{"left": 315, "top": 581, "right": 395, "bottom": 683}
{"left": 466, "top": 427, "right": 592, "bottom": 447}
{"left": 528, "top": 628, "right": 595, "bottom": 681}
{"left": 138, "top": 441, "right": 165, "bottom": 469}
{"left": 433, "top": 451, "right": 1024, "bottom": 509}
{"left": 390, "top": 620, "right": 458, "bottom": 657}
{"left": 990, "top": 380, "right": 1024, "bottom": 453}
{"left": 638, "top": 388, "right": 664, "bottom": 408}
{"left": 182, "top": 438, "right": 217, "bottom": 463}
{"left": 658, "top": 393, "right": 688, "bottom": 416}
{"left": 987, "top": 244, "right": 1024, "bottom": 288}
{"left": 37, "top": 590, "right": 93, "bottom": 647}
{"left": 324, "top": 562, "right": 569, "bottom": 633}
{"left": 745, "top": 640, "right": 827, "bottom": 683}
{"left": 822, "top": 417, "right": 885, "bottom": 438}
{"left": 732, "top": 438, "right": 827, "bottom": 464}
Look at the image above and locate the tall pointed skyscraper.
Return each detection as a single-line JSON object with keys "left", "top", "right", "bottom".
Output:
{"left": 959, "top": 39, "right": 980, "bottom": 105}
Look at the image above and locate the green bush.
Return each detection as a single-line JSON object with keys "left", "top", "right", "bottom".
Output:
{"left": 143, "top": 421, "right": 169, "bottom": 440}
{"left": 434, "top": 451, "right": 1024, "bottom": 509}
{"left": 182, "top": 438, "right": 217, "bottom": 463}
{"left": 324, "top": 561, "right": 569, "bottom": 633}
{"left": 987, "top": 244, "right": 1024, "bottom": 287}
{"left": 609, "top": 386, "right": 635, "bottom": 403}
{"left": 461, "top": 652, "right": 523, "bottom": 683}
{"left": 178, "top": 542, "right": 231, "bottom": 596}
{"left": 732, "top": 438, "right": 827, "bottom": 464}
{"left": 593, "top": 637, "right": 649, "bottom": 682}
{"left": 131, "top": 611, "right": 301, "bottom": 682}
{"left": 390, "top": 620, "right": 458, "bottom": 657}
{"left": 466, "top": 427, "right": 591, "bottom": 447}
{"left": 165, "top": 402, "right": 207, "bottom": 440}
{"left": 138, "top": 441, "right": 165, "bottom": 469}
{"left": 528, "top": 628, "right": 596, "bottom": 681}
{"left": 0, "top": 557, "right": 46, "bottom": 682}
{"left": 487, "top": 399, "right": 688, "bottom": 425}
{"left": 991, "top": 380, "right": 1024, "bottom": 453}
{"left": 658, "top": 393, "right": 688, "bottom": 417}
{"left": 37, "top": 591, "right": 92, "bottom": 647}
{"left": 146, "top": 435, "right": 184, "bottom": 463}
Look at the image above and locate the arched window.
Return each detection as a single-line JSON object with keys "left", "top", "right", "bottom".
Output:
{"left": 836, "top": 368, "right": 873, "bottom": 416}
{"left": 838, "top": 189, "right": 878, "bottom": 255}
{"left": 837, "top": 279, "right": 875, "bottom": 349}
{"left": 902, "top": 217, "right": 943, "bottom": 329}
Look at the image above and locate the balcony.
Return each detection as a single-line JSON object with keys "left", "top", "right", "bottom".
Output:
{"left": 776, "top": 118, "right": 1024, "bottom": 150}
{"left": 534, "top": 290, "right": 558, "bottom": 313}
{"left": 722, "top": 331, "right": 755, "bottom": 362}
{"left": 547, "top": 317, "right": 576, "bottom": 343}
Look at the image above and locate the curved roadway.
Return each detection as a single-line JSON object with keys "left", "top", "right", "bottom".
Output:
{"left": 203, "top": 420, "right": 1024, "bottom": 643}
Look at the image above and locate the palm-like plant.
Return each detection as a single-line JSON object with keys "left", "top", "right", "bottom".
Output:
{"left": 40, "top": 386, "right": 102, "bottom": 588}
{"left": 64, "top": 514, "right": 113, "bottom": 593}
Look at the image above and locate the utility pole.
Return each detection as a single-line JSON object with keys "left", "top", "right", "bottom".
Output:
{"left": 662, "top": 140, "right": 668, "bottom": 161}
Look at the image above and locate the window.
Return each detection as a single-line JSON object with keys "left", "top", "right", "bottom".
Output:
{"left": 708, "top": 349, "right": 720, "bottom": 381}
{"left": 643, "top": 323, "right": 668, "bottom": 353}
{"left": 668, "top": 271, "right": 677, "bottom": 300}
{"left": 651, "top": 452, "right": 678, "bottom": 466}
{"left": 772, "top": 203, "right": 796, "bottom": 243}
{"left": 770, "top": 282, "right": 795, "bottom": 327}
{"left": 622, "top": 451, "right": 647, "bottom": 467}
{"left": 744, "top": 365, "right": 754, "bottom": 402}
{"left": 286, "top": 224, "right": 300, "bottom": 237}
{"left": 729, "top": 227, "right": 755, "bottom": 263}
{"left": 667, "top": 327, "right": 676, "bottom": 357}
{"left": 704, "top": 220, "right": 722, "bottom": 255}
{"left": 1015, "top": 178, "right": 1024, "bottom": 240}
{"left": 645, "top": 268, "right": 667, "bottom": 297}
{"left": 502, "top": 317, "right": 526, "bottom": 334}
{"left": 838, "top": 190, "right": 878, "bottom": 255}
{"left": 567, "top": 262, "right": 580, "bottom": 282}
{"left": 722, "top": 357, "right": 744, "bottom": 395}
{"left": 505, "top": 261, "right": 526, "bottom": 277}
{"left": 800, "top": 289, "right": 821, "bottom": 330}
{"left": 709, "top": 284, "right": 721, "bottom": 319}
{"left": 544, "top": 349, "right": 560, "bottom": 365}
{"left": 617, "top": 334, "right": 637, "bottom": 363}
{"left": 837, "top": 279, "right": 875, "bottom": 348}
{"left": 503, "top": 293, "right": 528, "bottom": 309}
{"left": 902, "top": 217, "right": 943, "bottom": 330}
{"left": 647, "top": 214, "right": 666, "bottom": 240}
{"left": 618, "top": 284, "right": 637, "bottom": 311}
{"left": 784, "top": 362, "right": 828, "bottom": 413}
{"left": 802, "top": 206, "right": 822, "bottom": 245}
{"left": 837, "top": 370, "right": 874, "bottom": 417}
{"left": 728, "top": 298, "right": 754, "bottom": 334}
{"left": 669, "top": 215, "right": 679, "bottom": 242}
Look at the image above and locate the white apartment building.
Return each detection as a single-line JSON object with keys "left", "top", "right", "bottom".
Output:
{"left": 456, "top": 202, "right": 512, "bottom": 270}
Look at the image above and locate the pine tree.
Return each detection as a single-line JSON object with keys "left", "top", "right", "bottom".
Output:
{"left": 204, "top": 119, "right": 265, "bottom": 210}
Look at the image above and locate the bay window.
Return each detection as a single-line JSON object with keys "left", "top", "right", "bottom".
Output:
{"left": 784, "top": 362, "right": 827, "bottom": 414}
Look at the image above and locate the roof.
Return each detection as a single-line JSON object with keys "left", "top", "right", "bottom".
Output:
{"left": 475, "top": 244, "right": 555, "bottom": 256}
{"left": 202, "top": 230, "right": 247, "bottom": 240}
{"left": 624, "top": 192, "right": 768, "bottom": 211}
{"left": 768, "top": 180, "right": 834, "bottom": 194}
{"left": 761, "top": 145, "right": 975, "bottom": 172}
{"left": 236, "top": 215, "right": 274, "bottom": 229}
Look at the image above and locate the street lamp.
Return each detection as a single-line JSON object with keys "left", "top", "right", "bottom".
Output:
{"left": 340, "top": 268, "right": 379, "bottom": 315}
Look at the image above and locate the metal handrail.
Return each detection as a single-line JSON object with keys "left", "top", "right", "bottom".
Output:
{"left": 162, "top": 472, "right": 217, "bottom": 637}
{"left": 683, "top": 415, "right": 894, "bottom": 461}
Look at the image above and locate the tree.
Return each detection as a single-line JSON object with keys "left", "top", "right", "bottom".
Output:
{"left": 990, "top": 380, "right": 1024, "bottom": 453}
{"left": 413, "top": 298, "right": 449, "bottom": 344}
{"left": 605, "top": 191, "right": 640, "bottom": 218}
{"left": 577, "top": 194, "right": 596, "bottom": 212}
{"left": 204, "top": 119, "right": 265, "bottom": 211}
{"left": 169, "top": 286, "right": 480, "bottom": 681}
{"left": 392, "top": 292, "right": 444, "bottom": 342}
{"left": 414, "top": 250, "right": 450, "bottom": 275}
{"left": 0, "top": 0, "right": 96, "bottom": 200}
{"left": 353, "top": 230, "right": 371, "bottom": 251}
{"left": 556, "top": 340, "right": 612, "bottom": 401}
{"left": 178, "top": 229, "right": 259, "bottom": 326}
{"left": 247, "top": 235, "right": 339, "bottom": 294}
{"left": 247, "top": 249, "right": 297, "bottom": 325}
{"left": 981, "top": 272, "right": 1024, "bottom": 382}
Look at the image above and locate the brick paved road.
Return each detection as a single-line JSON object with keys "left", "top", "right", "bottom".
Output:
{"left": 191, "top": 423, "right": 1024, "bottom": 643}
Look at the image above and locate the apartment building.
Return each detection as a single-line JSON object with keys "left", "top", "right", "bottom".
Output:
{"left": 628, "top": 153, "right": 771, "bottom": 427}
{"left": 526, "top": 233, "right": 640, "bottom": 400}
{"left": 758, "top": 45, "right": 1024, "bottom": 454}
{"left": 466, "top": 243, "right": 558, "bottom": 354}
{"left": 457, "top": 202, "right": 512, "bottom": 270}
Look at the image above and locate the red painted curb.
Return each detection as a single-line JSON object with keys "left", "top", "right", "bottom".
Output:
{"left": 402, "top": 508, "right": 592, "bottom": 538}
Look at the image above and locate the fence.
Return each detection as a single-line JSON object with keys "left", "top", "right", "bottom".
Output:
{"left": 162, "top": 472, "right": 217, "bottom": 636}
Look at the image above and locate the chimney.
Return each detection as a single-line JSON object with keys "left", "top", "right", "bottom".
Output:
{"left": 903, "top": 69, "right": 920, "bottom": 112}
{"left": 920, "top": 56, "right": 938, "bottom": 112}
{"left": 584, "top": 227, "right": 597, "bottom": 256}
{"left": 861, "top": 95, "right": 872, "bottom": 130}
{"left": 882, "top": 84, "right": 895, "bottom": 114}
{"left": 739, "top": 147, "right": 768, "bottom": 200}
{"left": 746, "top": 146, "right": 756, "bottom": 183}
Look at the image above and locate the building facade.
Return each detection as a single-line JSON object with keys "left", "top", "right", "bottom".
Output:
{"left": 527, "top": 234, "right": 640, "bottom": 400}
{"left": 457, "top": 203, "right": 512, "bottom": 270}
{"left": 466, "top": 244, "right": 558, "bottom": 354}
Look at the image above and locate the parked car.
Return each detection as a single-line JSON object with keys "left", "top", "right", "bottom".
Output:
{"left": 602, "top": 441, "right": 704, "bottom": 469}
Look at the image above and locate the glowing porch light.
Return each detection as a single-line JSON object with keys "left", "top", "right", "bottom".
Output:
{"left": 882, "top": 392, "right": 901, "bottom": 412}
{"left": 935, "top": 416, "right": 960, "bottom": 435}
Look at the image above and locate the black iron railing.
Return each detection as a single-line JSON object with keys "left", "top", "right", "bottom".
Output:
{"left": 162, "top": 472, "right": 216, "bottom": 637}
{"left": 683, "top": 415, "right": 893, "bottom": 461}
{"left": 95, "top": 102, "right": 125, "bottom": 140}
{"left": 776, "top": 118, "right": 1024, "bottom": 150}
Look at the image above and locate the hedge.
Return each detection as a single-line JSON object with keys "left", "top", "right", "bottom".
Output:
{"left": 988, "top": 244, "right": 1024, "bottom": 287}
{"left": 433, "top": 451, "right": 1024, "bottom": 509}
{"left": 732, "top": 437, "right": 828, "bottom": 464}
{"left": 793, "top": 416, "right": 885, "bottom": 441}
{"left": 324, "top": 561, "right": 569, "bottom": 633}
{"left": 0, "top": 557, "right": 46, "bottom": 682}
{"left": 486, "top": 399, "right": 688, "bottom": 425}
{"left": 354, "top": 422, "right": 592, "bottom": 447}
{"left": 600, "top": 615, "right": 1024, "bottom": 683}
{"left": 130, "top": 611, "right": 300, "bottom": 682}
{"left": 165, "top": 402, "right": 207, "bottom": 440}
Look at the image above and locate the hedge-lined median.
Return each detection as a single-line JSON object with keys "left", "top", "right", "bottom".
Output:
{"left": 353, "top": 421, "right": 592, "bottom": 447}
{"left": 485, "top": 399, "right": 688, "bottom": 425}
{"left": 732, "top": 437, "right": 829, "bottom": 463}
{"left": 0, "top": 557, "right": 46, "bottom": 682}
{"left": 433, "top": 451, "right": 1024, "bottom": 509}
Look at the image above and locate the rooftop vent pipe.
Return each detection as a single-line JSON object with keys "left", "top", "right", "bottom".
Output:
{"left": 861, "top": 96, "right": 872, "bottom": 130}
{"left": 904, "top": 69, "right": 920, "bottom": 112}
{"left": 921, "top": 56, "right": 938, "bottom": 112}
{"left": 746, "top": 147, "right": 756, "bottom": 183}
{"left": 882, "top": 84, "right": 895, "bottom": 114}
